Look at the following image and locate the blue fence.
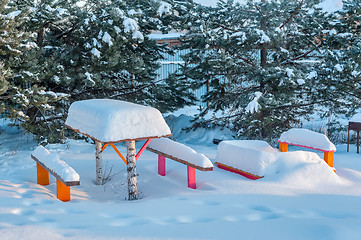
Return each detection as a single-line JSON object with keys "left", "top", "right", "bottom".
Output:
{"left": 156, "top": 49, "right": 207, "bottom": 107}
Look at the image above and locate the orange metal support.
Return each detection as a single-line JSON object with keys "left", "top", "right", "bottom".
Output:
{"left": 135, "top": 139, "right": 152, "bottom": 161}
{"left": 101, "top": 143, "right": 109, "bottom": 152}
{"left": 324, "top": 152, "right": 334, "bottom": 168}
{"left": 37, "top": 163, "right": 49, "bottom": 186}
{"left": 57, "top": 179, "right": 70, "bottom": 202}
{"left": 110, "top": 143, "right": 127, "bottom": 164}
{"left": 279, "top": 142, "right": 288, "bottom": 152}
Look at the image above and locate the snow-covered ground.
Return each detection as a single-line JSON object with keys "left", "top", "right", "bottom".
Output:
{"left": 1, "top": 113, "right": 361, "bottom": 240}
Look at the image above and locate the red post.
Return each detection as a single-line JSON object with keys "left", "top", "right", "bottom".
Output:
{"left": 187, "top": 166, "right": 196, "bottom": 189}
{"left": 158, "top": 155, "right": 166, "bottom": 176}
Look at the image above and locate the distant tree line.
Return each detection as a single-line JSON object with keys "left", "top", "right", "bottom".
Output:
{"left": 0, "top": 0, "right": 360, "bottom": 143}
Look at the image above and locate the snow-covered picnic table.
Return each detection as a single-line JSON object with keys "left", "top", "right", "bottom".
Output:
{"left": 347, "top": 113, "right": 361, "bottom": 154}
{"left": 65, "top": 99, "right": 172, "bottom": 143}
{"left": 65, "top": 99, "right": 172, "bottom": 200}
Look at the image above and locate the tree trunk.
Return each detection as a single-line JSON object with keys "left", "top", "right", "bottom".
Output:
{"left": 127, "top": 140, "right": 138, "bottom": 200}
{"left": 37, "top": 28, "right": 44, "bottom": 46}
{"left": 260, "top": 0, "right": 267, "bottom": 91}
{"left": 95, "top": 141, "right": 103, "bottom": 185}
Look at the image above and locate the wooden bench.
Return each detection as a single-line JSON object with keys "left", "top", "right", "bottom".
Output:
{"left": 278, "top": 128, "right": 336, "bottom": 169}
{"left": 146, "top": 138, "right": 213, "bottom": 189}
{"left": 31, "top": 146, "right": 80, "bottom": 202}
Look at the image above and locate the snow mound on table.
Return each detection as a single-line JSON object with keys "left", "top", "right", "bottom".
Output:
{"left": 278, "top": 128, "right": 336, "bottom": 151}
{"left": 32, "top": 146, "right": 79, "bottom": 182}
{"left": 148, "top": 138, "right": 213, "bottom": 169}
{"left": 350, "top": 113, "right": 361, "bottom": 123}
{"left": 215, "top": 140, "right": 278, "bottom": 176}
{"left": 65, "top": 99, "right": 171, "bottom": 142}
{"left": 215, "top": 140, "right": 339, "bottom": 184}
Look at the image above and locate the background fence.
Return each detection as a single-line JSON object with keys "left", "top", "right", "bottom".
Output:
{"left": 156, "top": 49, "right": 208, "bottom": 107}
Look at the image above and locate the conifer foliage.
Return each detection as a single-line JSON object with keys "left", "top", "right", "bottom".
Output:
{"left": 179, "top": 0, "right": 346, "bottom": 140}
{"left": 1, "top": 0, "right": 193, "bottom": 143}
{"left": 321, "top": 0, "right": 361, "bottom": 116}
{"left": 0, "top": 0, "right": 65, "bottom": 142}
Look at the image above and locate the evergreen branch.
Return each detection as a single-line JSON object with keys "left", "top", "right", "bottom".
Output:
{"left": 0, "top": 95, "right": 11, "bottom": 100}
{"left": 270, "top": 99, "right": 327, "bottom": 110}
{"left": 279, "top": 0, "right": 316, "bottom": 30}
{"left": 70, "top": 78, "right": 164, "bottom": 99}
{"left": 109, "top": 79, "right": 165, "bottom": 98}
{"left": 237, "top": 55, "right": 256, "bottom": 66}
{"left": 251, "top": 2, "right": 264, "bottom": 17}
{"left": 239, "top": 9, "right": 258, "bottom": 14}
{"left": 342, "top": 90, "right": 361, "bottom": 100}
{"left": 54, "top": 26, "right": 77, "bottom": 40}
{"left": 279, "top": 0, "right": 307, "bottom": 29}
{"left": 281, "top": 42, "right": 323, "bottom": 65}
{"left": 205, "top": 99, "right": 327, "bottom": 122}
{"left": 215, "top": 23, "right": 240, "bottom": 32}
{"left": 33, "top": 115, "right": 64, "bottom": 124}
{"left": 36, "top": 107, "right": 54, "bottom": 133}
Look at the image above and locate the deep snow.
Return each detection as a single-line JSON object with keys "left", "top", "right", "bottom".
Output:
{"left": 1, "top": 113, "right": 361, "bottom": 239}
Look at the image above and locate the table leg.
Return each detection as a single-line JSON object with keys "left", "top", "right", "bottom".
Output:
{"left": 187, "top": 166, "right": 196, "bottom": 189}
{"left": 95, "top": 141, "right": 103, "bottom": 185}
{"left": 357, "top": 131, "right": 360, "bottom": 154}
{"left": 158, "top": 155, "right": 166, "bottom": 176}
{"left": 347, "top": 129, "right": 350, "bottom": 152}
{"left": 127, "top": 140, "right": 138, "bottom": 200}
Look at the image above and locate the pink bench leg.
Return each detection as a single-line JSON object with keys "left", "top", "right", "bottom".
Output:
{"left": 187, "top": 166, "right": 196, "bottom": 189}
{"left": 158, "top": 155, "right": 166, "bottom": 176}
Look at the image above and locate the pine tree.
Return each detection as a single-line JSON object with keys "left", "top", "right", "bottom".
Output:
{"left": 178, "top": 0, "right": 339, "bottom": 140}
{"left": 321, "top": 0, "right": 361, "bottom": 118}
{"left": 0, "top": 0, "right": 66, "bottom": 140}
{"left": 0, "top": 0, "right": 73, "bottom": 143}
{"left": 2, "top": 0, "right": 193, "bottom": 143}
{"left": 0, "top": 0, "right": 24, "bottom": 113}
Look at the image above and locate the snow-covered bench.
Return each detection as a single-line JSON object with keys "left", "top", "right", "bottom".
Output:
{"left": 215, "top": 140, "right": 277, "bottom": 180}
{"left": 146, "top": 138, "right": 213, "bottom": 189}
{"left": 278, "top": 128, "right": 336, "bottom": 169}
{"left": 31, "top": 146, "right": 80, "bottom": 202}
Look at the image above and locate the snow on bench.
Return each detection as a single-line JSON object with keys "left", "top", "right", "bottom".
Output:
{"left": 278, "top": 128, "right": 336, "bottom": 169}
{"left": 31, "top": 146, "right": 80, "bottom": 202}
{"left": 146, "top": 138, "right": 213, "bottom": 189}
{"left": 215, "top": 140, "right": 336, "bottom": 180}
{"left": 215, "top": 140, "right": 278, "bottom": 180}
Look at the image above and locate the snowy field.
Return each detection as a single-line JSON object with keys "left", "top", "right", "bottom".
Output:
{"left": 1, "top": 113, "right": 361, "bottom": 240}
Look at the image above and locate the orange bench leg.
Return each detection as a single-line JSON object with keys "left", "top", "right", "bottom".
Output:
{"left": 279, "top": 142, "right": 288, "bottom": 152}
{"left": 57, "top": 179, "right": 71, "bottom": 202}
{"left": 37, "top": 163, "right": 49, "bottom": 186}
{"left": 324, "top": 152, "right": 334, "bottom": 168}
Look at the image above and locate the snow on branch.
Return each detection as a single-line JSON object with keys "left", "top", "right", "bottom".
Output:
{"left": 157, "top": 2, "right": 172, "bottom": 17}
{"left": 245, "top": 92, "right": 262, "bottom": 114}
